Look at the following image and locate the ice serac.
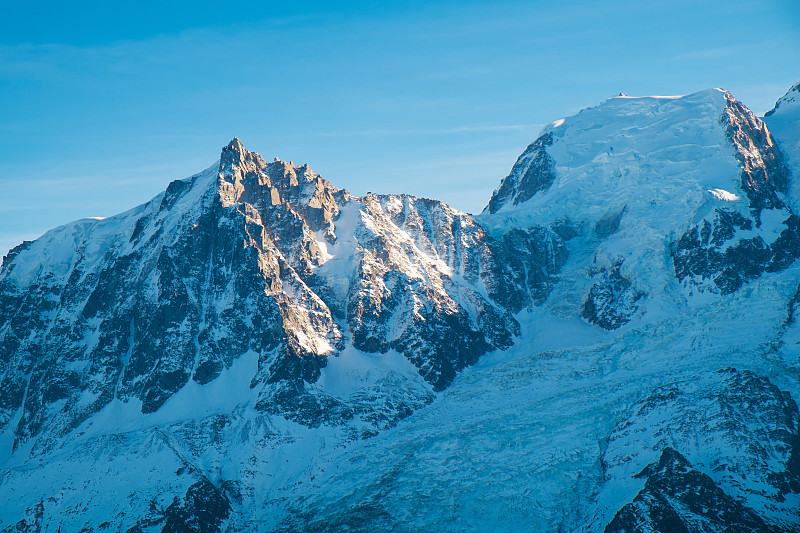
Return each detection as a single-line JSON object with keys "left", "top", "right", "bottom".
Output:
{"left": 481, "top": 88, "right": 800, "bottom": 329}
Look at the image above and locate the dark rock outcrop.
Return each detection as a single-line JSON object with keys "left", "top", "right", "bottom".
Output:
{"left": 486, "top": 132, "right": 556, "bottom": 214}
{"left": 671, "top": 208, "right": 800, "bottom": 294}
{"left": 723, "top": 92, "right": 789, "bottom": 216}
{"left": 581, "top": 260, "right": 644, "bottom": 330}
{"left": 606, "top": 448, "right": 778, "bottom": 533}
{"left": 600, "top": 369, "right": 800, "bottom": 532}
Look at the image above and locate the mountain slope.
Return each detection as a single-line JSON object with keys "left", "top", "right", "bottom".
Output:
{"left": 765, "top": 82, "right": 800, "bottom": 209}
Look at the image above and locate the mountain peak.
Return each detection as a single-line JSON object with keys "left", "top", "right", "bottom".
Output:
{"left": 220, "top": 136, "right": 256, "bottom": 169}
{"left": 765, "top": 81, "right": 800, "bottom": 117}
{"left": 763, "top": 81, "right": 800, "bottom": 210}
{"left": 226, "top": 135, "right": 243, "bottom": 151}
{"left": 483, "top": 87, "right": 779, "bottom": 218}
{"left": 480, "top": 86, "right": 798, "bottom": 328}
{"left": 217, "top": 137, "right": 269, "bottom": 206}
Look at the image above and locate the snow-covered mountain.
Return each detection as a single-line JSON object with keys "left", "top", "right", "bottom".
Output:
{"left": 1, "top": 85, "right": 799, "bottom": 532}
{"left": 485, "top": 88, "right": 797, "bottom": 325}
{"left": 765, "top": 82, "right": 800, "bottom": 209}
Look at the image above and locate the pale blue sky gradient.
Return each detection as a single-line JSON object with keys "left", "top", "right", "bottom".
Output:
{"left": 1, "top": 0, "right": 798, "bottom": 255}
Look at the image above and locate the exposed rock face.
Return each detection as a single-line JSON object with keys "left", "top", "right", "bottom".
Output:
{"left": 486, "top": 132, "right": 556, "bottom": 213}
{"left": 499, "top": 227, "right": 568, "bottom": 306}
{"left": 0, "top": 149, "right": 340, "bottom": 450}
{"left": 671, "top": 208, "right": 800, "bottom": 294}
{"left": 581, "top": 260, "right": 644, "bottom": 330}
{"left": 605, "top": 448, "right": 778, "bottom": 533}
{"left": 122, "top": 479, "right": 231, "bottom": 533}
{"left": 596, "top": 369, "right": 800, "bottom": 532}
{"left": 671, "top": 93, "right": 800, "bottom": 295}
{"left": 594, "top": 206, "right": 626, "bottom": 238}
{"left": 340, "top": 193, "right": 519, "bottom": 391}
{"left": 157, "top": 480, "right": 231, "bottom": 533}
{"left": 723, "top": 93, "right": 789, "bottom": 215}
{"left": 214, "top": 138, "right": 569, "bottom": 395}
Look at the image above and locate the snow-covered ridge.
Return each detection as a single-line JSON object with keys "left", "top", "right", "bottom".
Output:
{"left": 764, "top": 81, "right": 800, "bottom": 210}
{"left": 2, "top": 163, "right": 219, "bottom": 287}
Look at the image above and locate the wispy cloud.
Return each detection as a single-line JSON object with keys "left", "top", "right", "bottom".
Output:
{"left": 305, "top": 124, "right": 543, "bottom": 138}
{"left": 669, "top": 46, "right": 744, "bottom": 62}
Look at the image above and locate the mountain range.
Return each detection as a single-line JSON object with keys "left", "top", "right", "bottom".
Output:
{"left": 1, "top": 83, "right": 799, "bottom": 532}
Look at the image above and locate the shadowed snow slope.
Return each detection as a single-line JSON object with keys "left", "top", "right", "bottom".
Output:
{"left": 1, "top": 86, "right": 800, "bottom": 532}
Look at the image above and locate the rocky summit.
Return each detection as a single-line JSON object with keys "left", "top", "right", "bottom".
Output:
{"left": 1, "top": 85, "right": 800, "bottom": 532}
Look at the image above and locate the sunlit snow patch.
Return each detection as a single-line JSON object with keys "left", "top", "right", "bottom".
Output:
{"left": 708, "top": 188, "right": 740, "bottom": 201}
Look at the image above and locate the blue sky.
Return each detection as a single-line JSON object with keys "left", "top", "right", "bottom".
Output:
{"left": 1, "top": 0, "right": 798, "bottom": 255}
